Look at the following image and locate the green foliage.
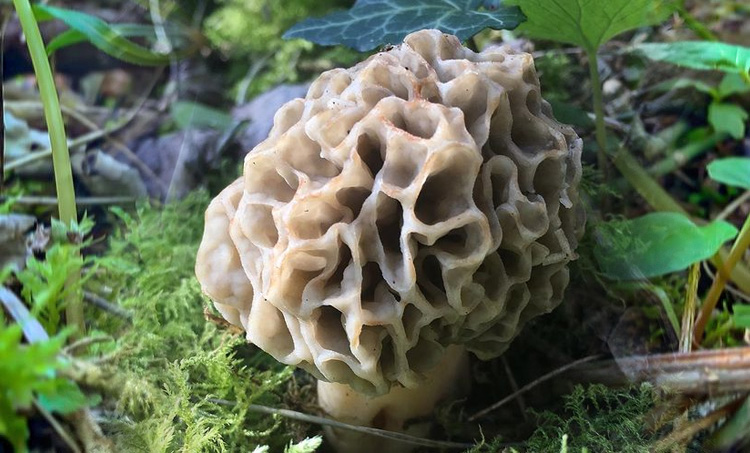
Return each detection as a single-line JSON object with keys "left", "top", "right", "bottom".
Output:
{"left": 170, "top": 101, "right": 234, "bottom": 131}
{"left": 204, "top": 0, "right": 352, "bottom": 96}
{"left": 664, "top": 74, "right": 750, "bottom": 139}
{"left": 283, "top": 0, "right": 525, "bottom": 52}
{"left": 12, "top": 218, "right": 95, "bottom": 334}
{"left": 593, "top": 213, "right": 738, "bottom": 280}
{"left": 0, "top": 325, "right": 89, "bottom": 452}
{"left": 633, "top": 41, "right": 750, "bottom": 78}
{"left": 96, "top": 193, "right": 300, "bottom": 451}
{"left": 506, "top": 0, "right": 673, "bottom": 54}
{"left": 524, "top": 384, "right": 655, "bottom": 453}
{"left": 733, "top": 305, "right": 750, "bottom": 329}
{"left": 708, "top": 157, "right": 750, "bottom": 190}
{"left": 33, "top": 4, "right": 178, "bottom": 65}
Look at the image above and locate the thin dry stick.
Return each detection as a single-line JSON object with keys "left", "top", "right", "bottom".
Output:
{"left": 1, "top": 195, "right": 136, "bottom": 206}
{"left": 63, "top": 335, "right": 115, "bottom": 355}
{"left": 651, "top": 396, "right": 746, "bottom": 452}
{"left": 6, "top": 100, "right": 167, "bottom": 192}
{"left": 33, "top": 400, "right": 82, "bottom": 453}
{"left": 717, "top": 190, "right": 750, "bottom": 221}
{"left": 702, "top": 260, "right": 750, "bottom": 304}
{"left": 208, "top": 398, "right": 476, "bottom": 450}
{"left": 501, "top": 355, "right": 528, "bottom": 421}
{"left": 680, "top": 262, "right": 699, "bottom": 353}
{"left": 468, "top": 354, "right": 603, "bottom": 421}
{"left": 83, "top": 291, "right": 133, "bottom": 321}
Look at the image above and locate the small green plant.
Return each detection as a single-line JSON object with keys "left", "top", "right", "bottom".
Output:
{"left": 657, "top": 74, "right": 750, "bottom": 139}
{"left": 593, "top": 212, "right": 738, "bottom": 280}
{"left": 504, "top": 0, "right": 674, "bottom": 179}
{"left": 634, "top": 41, "right": 750, "bottom": 80}
{"left": 693, "top": 157, "right": 750, "bottom": 341}
{"left": 0, "top": 324, "right": 90, "bottom": 452}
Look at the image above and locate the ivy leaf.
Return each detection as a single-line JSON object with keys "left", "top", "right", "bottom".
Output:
{"left": 283, "top": 0, "right": 525, "bottom": 52}
{"left": 708, "top": 102, "right": 748, "bottom": 140}
{"left": 506, "top": 0, "right": 673, "bottom": 53}
{"left": 32, "top": 4, "right": 174, "bottom": 65}
{"left": 594, "top": 212, "right": 738, "bottom": 280}
{"left": 708, "top": 157, "right": 750, "bottom": 190}
{"left": 633, "top": 41, "right": 750, "bottom": 76}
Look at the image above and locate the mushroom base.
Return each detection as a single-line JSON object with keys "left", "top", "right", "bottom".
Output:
{"left": 317, "top": 345, "right": 469, "bottom": 453}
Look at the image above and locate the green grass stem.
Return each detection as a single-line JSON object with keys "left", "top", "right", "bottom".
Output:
{"left": 694, "top": 214, "right": 750, "bottom": 344}
{"left": 13, "top": 0, "right": 83, "bottom": 334}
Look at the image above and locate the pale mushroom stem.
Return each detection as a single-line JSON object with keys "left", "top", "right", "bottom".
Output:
{"left": 317, "top": 345, "right": 470, "bottom": 453}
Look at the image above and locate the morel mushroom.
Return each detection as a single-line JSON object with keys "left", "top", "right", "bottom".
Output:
{"left": 196, "top": 29, "right": 583, "bottom": 451}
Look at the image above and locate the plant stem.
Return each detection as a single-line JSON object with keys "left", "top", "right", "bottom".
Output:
{"left": 694, "top": 214, "right": 750, "bottom": 344}
{"left": 13, "top": 0, "right": 84, "bottom": 334}
{"left": 587, "top": 50, "right": 609, "bottom": 184}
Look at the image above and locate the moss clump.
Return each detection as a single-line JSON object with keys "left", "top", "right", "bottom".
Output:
{"left": 92, "top": 192, "right": 310, "bottom": 452}
{"left": 202, "top": 0, "right": 360, "bottom": 97}
{"left": 524, "top": 384, "right": 656, "bottom": 452}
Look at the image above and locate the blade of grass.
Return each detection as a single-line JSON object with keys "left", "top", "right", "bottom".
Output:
{"left": 694, "top": 215, "right": 750, "bottom": 344}
{"left": 12, "top": 0, "right": 83, "bottom": 335}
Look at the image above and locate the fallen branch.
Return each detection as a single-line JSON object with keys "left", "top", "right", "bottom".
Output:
{"left": 576, "top": 347, "right": 750, "bottom": 396}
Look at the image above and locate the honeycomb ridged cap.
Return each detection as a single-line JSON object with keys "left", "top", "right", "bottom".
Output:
{"left": 196, "top": 29, "right": 584, "bottom": 395}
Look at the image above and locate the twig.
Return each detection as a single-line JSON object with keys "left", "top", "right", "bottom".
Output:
{"left": 63, "top": 335, "right": 115, "bottom": 355}
{"left": 575, "top": 347, "right": 750, "bottom": 396}
{"left": 208, "top": 399, "right": 477, "bottom": 450}
{"left": 0, "top": 195, "right": 137, "bottom": 206}
{"left": 651, "top": 396, "right": 745, "bottom": 452}
{"left": 4, "top": 100, "right": 166, "bottom": 193}
{"left": 501, "top": 356, "right": 528, "bottom": 421}
{"left": 717, "top": 190, "right": 750, "bottom": 221}
{"left": 702, "top": 260, "right": 750, "bottom": 304}
{"left": 33, "top": 399, "right": 82, "bottom": 453}
{"left": 468, "top": 355, "right": 603, "bottom": 421}
{"left": 83, "top": 291, "right": 133, "bottom": 321}
{"left": 203, "top": 306, "right": 244, "bottom": 335}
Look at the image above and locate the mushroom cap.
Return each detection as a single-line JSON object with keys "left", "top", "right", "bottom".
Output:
{"left": 196, "top": 29, "right": 584, "bottom": 396}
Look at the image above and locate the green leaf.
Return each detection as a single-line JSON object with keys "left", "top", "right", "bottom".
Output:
{"left": 594, "top": 212, "right": 738, "bottom": 280}
{"left": 717, "top": 73, "right": 750, "bottom": 98}
{"left": 632, "top": 41, "right": 750, "bottom": 76}
{"left": 506, "top": 0, "right": 673, "bottom": 53}
{"left": 707, "top": 157, "right": 750, "bottom": 190}
{"left": 548, "top": 100, "right": 594, "bottom": 128}
{"left": 32, "top": 4, "right": 173, "bottom": 66}
{"left": 708, "top": 102, "right": 748, "bottom": 140}
{"left": 651, "top": 78, "right": 716, "bottom": 97}
{"left": 36, "top": 378, "right": 95, "bottom": 414}
{"left": 733, "top": 305, "right": 750, "bottom": 329}
{"left": 171, "top": 101, "right": 233, "bottom": 130}
{"left": 283, "top": 0, "right": 525, "bottom": 52}
{"left": 46, "top": 23, "right": 189, "bottom": 57}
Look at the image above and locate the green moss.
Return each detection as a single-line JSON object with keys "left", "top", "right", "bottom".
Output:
{"left": 94, "top": 192, "right": 308, "bottom": 452}
{"left": 203, "top": 0, "right": 360, "bottom": 97}
{"left": 523, "top": 384, "right": 656, "bottom": 453}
